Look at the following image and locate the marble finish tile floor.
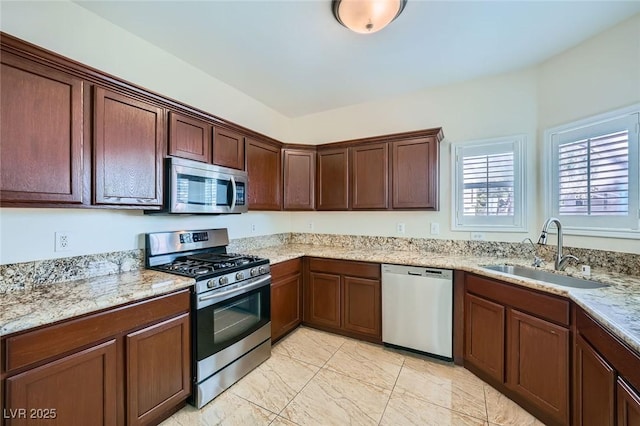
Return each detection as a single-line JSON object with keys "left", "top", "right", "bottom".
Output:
{"left": 161, "top": 327, "right": 544, "bottom": 426}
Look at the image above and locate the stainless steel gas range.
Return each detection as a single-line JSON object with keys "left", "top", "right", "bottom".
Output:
{"left": 145, "top": 228, "right": 271, "bottom": 409}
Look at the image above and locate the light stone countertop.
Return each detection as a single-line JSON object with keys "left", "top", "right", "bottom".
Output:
{"left": 2, "top": 244, "right": 639, "bottom": 359}
{"left": 0, "top": 269, "right": 194, "bottom": 336}
{"left": 249, "top": 244, "right": 640, "bottom": 356}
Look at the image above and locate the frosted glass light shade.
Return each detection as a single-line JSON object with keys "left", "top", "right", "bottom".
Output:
{"left": 332, "top": 0, "right": 407, "bottom": 34}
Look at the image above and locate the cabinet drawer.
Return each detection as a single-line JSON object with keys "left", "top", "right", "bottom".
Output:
{"left": 271, "top": 258, "right": 302, "bottom": 280}
{"left": 466, "top": 274, "right": 570, "bottom": 326}
{"left": 308, "top": 258, "right": 380, "bottom": 279}
{"left": 4, "top": 290, "right": 190, "bottom": 373}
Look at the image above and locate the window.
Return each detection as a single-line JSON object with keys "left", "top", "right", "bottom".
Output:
{"left": 545, "top": 106, "right": 640, "bottom": 237}
{"left": 451, "top": 135, "right": 526, "bottom": 231}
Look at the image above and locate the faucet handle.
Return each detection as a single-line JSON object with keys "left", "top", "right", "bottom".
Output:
{"left": 557, "top": 254, "right": 579, "bottom": 271}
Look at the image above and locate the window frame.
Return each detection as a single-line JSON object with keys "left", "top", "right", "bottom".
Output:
{"left": 544, "top": 104, "right": 640, "bottom": 239}
{"left": 451, "top": 134, "right": 527, "bottom": 232}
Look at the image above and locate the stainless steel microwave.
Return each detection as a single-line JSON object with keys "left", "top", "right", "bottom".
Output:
{"left": 162, "top": 157, "right": 248, "bottom": 214}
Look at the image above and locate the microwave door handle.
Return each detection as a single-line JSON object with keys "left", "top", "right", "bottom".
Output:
{"left": 230, "top": 176, "right": 237, "bottom": 210}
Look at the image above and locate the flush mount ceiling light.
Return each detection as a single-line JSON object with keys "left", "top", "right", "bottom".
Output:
{"left": 332, "top": 0, "right": 407, "bottom": 34}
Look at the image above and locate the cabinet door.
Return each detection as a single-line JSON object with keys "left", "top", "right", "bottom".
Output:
{"left": 5, "top": 340, "right": 117, "bottom": 426}
{"left": 283, "top": 149, "right": 316, "bottom": 210}
{"left": 351, "top": 143, "right": 388, "bottom": 209}
{"left": 305, "top": 272, "right": 341, "bottom": 329}
{"left": 464, "top": 293, "right": 505, "bottom": 382}
{"left": 93, "top": 87, "right": 164, "bottom": 206}
{"left": 507, "top": 309, "right": 569, "bottom": 426}
{"left": 126, "top": 314, "right": 191, "bottom": 426}
{"left": 213, "top": 127, "right": 244, "bottom": 170}
{"left": 271, "top": 273, "right": 302, "bottom": 342}
{"left": 245, "top": 137, "right": 282, "bottom": 210}
{"left": 317, "top": 147, "right": 349, "bottom": 210}
{"left": 574, "top": 334, "right": 616, "bottom": 426}
{"left": 391, "top": 137, "right": 438, "bottom": 209}
{"left": 343, "top": 276, "right": 381, "bottom": 339}
{"left": 618, "top": 378, "right": 640, "bottom": 426}
{"left": 1, "top": 52, "right": 84, "bottom": 204}
{"left": 168, "top": 111, "right": 211, "bottom": 163}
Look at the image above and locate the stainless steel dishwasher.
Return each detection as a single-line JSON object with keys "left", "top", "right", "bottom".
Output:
{"left": 382, "top": 264, "right": 453, "bottom": 360}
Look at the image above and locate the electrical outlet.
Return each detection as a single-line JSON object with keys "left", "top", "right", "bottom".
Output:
{"left": 251, "top": 224, "right": 256, "bottom": 233}
{"left": 581, "top": 265, "right": 591, "bottom": 278}
{"left": 55, "top": 231, "right": 72, "bottom": 252}
{"left": 430, "top": 222, "right": 440, "bottom": 235}
{"left": 396, "top": 223, "right": 406, "bottom": 234}
{"left": 470, "top": 232, "right": 486, "bottom": 241}
{"left": 308, "top": 222, "right": 314, "bottom": 231}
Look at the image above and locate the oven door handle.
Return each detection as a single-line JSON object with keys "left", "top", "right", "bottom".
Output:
{"left": 198, "top": 275, "right": 270, "bottom": 303}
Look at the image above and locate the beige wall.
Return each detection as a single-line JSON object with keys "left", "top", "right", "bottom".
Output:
{"left": 1, "top": 3, "right": 638, "bottom": 263}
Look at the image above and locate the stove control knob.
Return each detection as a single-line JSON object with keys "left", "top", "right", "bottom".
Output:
{"left": 207, "top": 279, "right": 215, "bottom": 289}
{"left": 250, "top": 268, "right": 258, "bottom": 277}
{"left": 219, "top": 276, "right": 229, "bottom": 286}
{"left": 258, "top": 266, "right": 267, "bottom": 274}
{"left": 236, "top": 272, "right": 245, "bottom": 280}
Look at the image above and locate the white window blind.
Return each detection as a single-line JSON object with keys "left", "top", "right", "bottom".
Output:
{"left": 452, "top": 135, "right": 525, "bottom": 231}
{"left": 547, "top": 109, "right": 640, "bottom": 233}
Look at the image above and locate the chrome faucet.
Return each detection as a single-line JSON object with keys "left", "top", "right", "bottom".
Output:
{"left": 522, "top": 238, "right": 543, "bottom": 267}
{"left": 538, "top": 217, "right": 579, "bottom": 271}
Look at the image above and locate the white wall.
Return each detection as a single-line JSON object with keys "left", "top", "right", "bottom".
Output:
{"left": 289, "top": 69, "right": 540, "bottom": 243}
{"left": 1, "top": 3, "right": 638, "bottom": 263}
{"left": 536, "top": 14, "right": 640, "bottom": 254}
{"left": 0, "top": 1, "right": 292, "bottom": 264}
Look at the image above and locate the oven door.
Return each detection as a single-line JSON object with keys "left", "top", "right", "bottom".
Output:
{"left": 194, "top": 275, "right": 270, "bottom": 380}
{"left": 170, "top": 158, "right": 248, "bottom": 214}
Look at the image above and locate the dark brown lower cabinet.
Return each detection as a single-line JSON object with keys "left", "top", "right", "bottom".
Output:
{"left": 343, "top": 276, "right": 381, "bottom": 337}
{"left": 304, "top": 258, "right": 381, "bottom": 342}
{"left": 574, "top": 333, "right": 616, "bottom": 426}
{"left": 618, "top": 378, "right": 640, "bottom": 426}
{"left": 306, "top": 272, "right": 342, "bottom": 329}
{"left": 5, "top": 340, "right": 117, "bottom": 426}
{"left": 506, "top": 309, "right": 569, "bottom": 426}
{"left": 463, "top": 273, "right": 570, "bottom": 426}
{"left": 1, "top": 290, "right": 190, "bottom": 426}
{"left": 271, "top": 259, "right": 303, "bottom": 342}
{"left": 464, "top": 293, "right": 505, "bottom": 383}
{"left": 126, "top": 314, "right": 190, "bottom": 426}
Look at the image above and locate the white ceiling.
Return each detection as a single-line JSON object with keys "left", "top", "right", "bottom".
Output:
{"left": 75, "top": 1, "right": 640, "bottom": 118}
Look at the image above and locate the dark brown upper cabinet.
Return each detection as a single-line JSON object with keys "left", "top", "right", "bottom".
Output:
{"left": 245, "top": 137, "right": 282, "bottom": 210}
{"left": 213, "top": 127, "right": 245, "bottom": 170}
{"left": 93, "top": 87, "right": 164, "bottom": 207}
{"left": 168, "top": 111, "right": 211, "bottom": 163}
{"left": 316, "top": 147, "right": 349, "bottom": 210}
{"left": 283, "top": 148, "right": 316, "bottom": 210}
{"left": 351, "top": 143, "right": 389, "bottom": 210}
{"left": 0, "top": 51, "right": 84, "bottom": 205}
{"left": 391, "top": 136, "right": 439, "bottom": 210}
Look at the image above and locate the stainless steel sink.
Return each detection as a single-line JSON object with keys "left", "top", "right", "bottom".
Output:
{"left": 481, "top": 264, "right": 608, "bottom": 289}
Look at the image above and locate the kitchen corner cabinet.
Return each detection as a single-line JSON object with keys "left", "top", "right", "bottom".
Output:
{"left": 245, "top": 137, "right": 282, "bottom": 210}
{"left": 304, "top": 258, "right": 381, "bottom": 342}
{"left": 316, "top": 147, "right": 349, "bottom": 210}
{"left": 168, "top": 111, "right": 212, "bottom": 163}
{"left": 213, "top": 127, "right": 245, "bottom": 170}
{"left": 2, "top": 290, "right": 191, "bottom": 426}
{"left": 574, "top": 307, "right": 640, "bottom": 426}
{"left": 0, "top": 51, "right": 84, "bottom": 205}
{"left": 283, "top": 148, "right": 316, "bottom": 210}
{"left": 391, "top": 137, "right": 439, "bottom": 209}
{"left": 93, "top": 87, "right": 164, "bottom": 207}
{"left": 271, "top": 259, "right": 303, "bottom": 342}
{"left": 350, "top": 143, "right": 389, "bottom": 210}
{"left": 464, "top": 273, "right": 570, "bottom": 426}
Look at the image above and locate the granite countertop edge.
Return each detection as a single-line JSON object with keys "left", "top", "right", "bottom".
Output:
{"left": 2, "top": 244, "right": 639, "bottom": 358}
